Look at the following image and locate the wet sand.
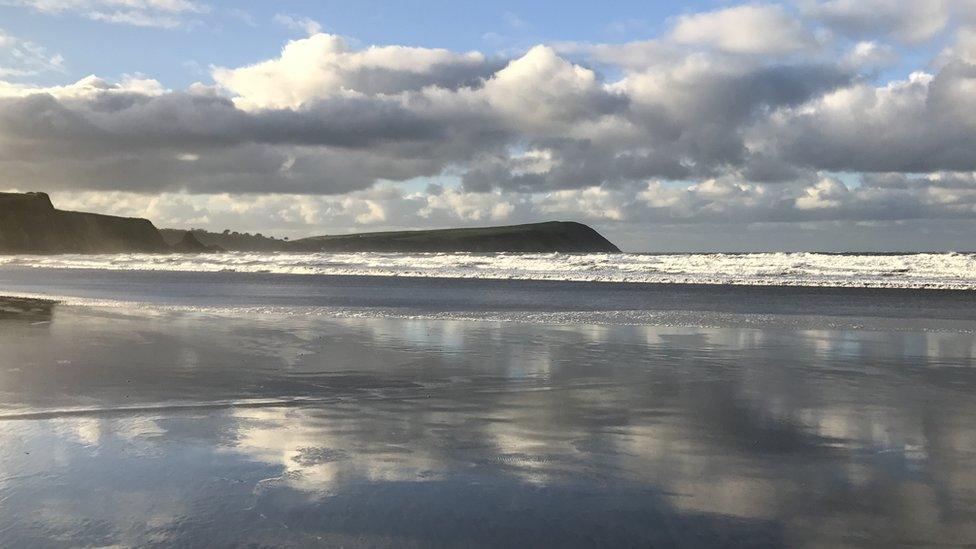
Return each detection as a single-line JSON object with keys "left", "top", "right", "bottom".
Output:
{"left": 1, "top": 297, "right": 975, "bottom": 547}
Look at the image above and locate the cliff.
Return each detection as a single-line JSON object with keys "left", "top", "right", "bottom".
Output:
{"left": 0, "top": 192, "right": 169, "bottom": 254}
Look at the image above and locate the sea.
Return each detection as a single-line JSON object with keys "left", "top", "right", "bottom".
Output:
{"left": 1, "top": 252, "right": 975, "bottom": 547}
{"left": 1, "top": 250, "right": 975, "bottom": 288}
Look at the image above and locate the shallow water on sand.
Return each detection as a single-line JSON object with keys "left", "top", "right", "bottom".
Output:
{"left": 1, "top": 297, "right": 975, "bottom": 547}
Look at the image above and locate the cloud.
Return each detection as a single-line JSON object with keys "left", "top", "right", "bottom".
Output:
{"left": 0, "top": 70, "right": 510, "bottom": 194}
{"left": 0, "top": 28, "right": 65, "bottom": 78}
{"left": 2, "top": 0, "right": 209, "bottom": 28}
{"left": 3, "top": 2, "right": 976, "bottom": 247}
{"left": 800, "top": 0, "right": 955, "bottom": 44}
{"left": 478, "top": 45, "right": 626, "bottom": 133}
{"left": 5, "top": 0, "right": 206, "bottom": 12}
{"left": 212, "top": 33, "right": 499, "bottom": 110}
{"left": 0, "top": 31, "right": 861, "bottom": 198}
{"left": 556, "top": 39, "right": 681, "bottom": 72}
{"left": 36, "top": 170, "right": 976, "bottom": 251}
{"left": 272, "top": 14, "right": 323, "bottom": 36}
{"left": 84, "top": 9, "right": 180, "bottom": 27}
{"left": 753, "top": 63, "right": 976, "bottom": 173}
{"left": 670, "top": 4, "right": 818, "bottom": 55}
{"left": 841, "top": 41, "right": 899, "bottom": 69}
{"left": 942, "top": 25, "right": 976, "bottom": 65}
{"left": 794, "top": 177, "right": 849, "bottom": 209}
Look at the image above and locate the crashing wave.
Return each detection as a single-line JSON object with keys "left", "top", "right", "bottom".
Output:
{"left": 0, "top": 251, "right": 975, "bottom": 290}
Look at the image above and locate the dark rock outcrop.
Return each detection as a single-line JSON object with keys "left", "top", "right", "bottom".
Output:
{"left": 0, "top": 192, "right": 169, "bottom": 254}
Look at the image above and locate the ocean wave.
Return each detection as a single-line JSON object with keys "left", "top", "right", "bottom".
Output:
{"left": 1, "top": 251, "right": 976, "bottom": 289}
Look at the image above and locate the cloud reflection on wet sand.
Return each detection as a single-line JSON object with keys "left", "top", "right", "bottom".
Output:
{"left": 1, "top": 304, "right": 975, "bottom": 546}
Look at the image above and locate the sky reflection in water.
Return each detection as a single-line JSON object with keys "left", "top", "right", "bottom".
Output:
{"left": 1, "top": 303, "right": 975, "bottom": 547}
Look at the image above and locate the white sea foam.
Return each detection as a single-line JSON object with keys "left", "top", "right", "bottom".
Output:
{"left": 1, "top": 251, "right": 976, "bottom": 289}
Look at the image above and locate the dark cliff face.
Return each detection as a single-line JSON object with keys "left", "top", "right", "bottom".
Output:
{"left": 0, "top": 192, "right": 169, "bottom": 254}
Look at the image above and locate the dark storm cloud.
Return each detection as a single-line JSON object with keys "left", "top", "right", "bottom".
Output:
{"left": 0, "top": 91, "right": 486, "bottom": 151}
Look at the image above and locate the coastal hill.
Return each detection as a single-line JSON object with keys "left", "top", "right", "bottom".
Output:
{"left": 164, "top": 222, "right": 621, "bottom": 253}
{"left": 0, "top": 192, "right": 169, "bottom": 254}
{"left": 292, "top": 222, "right": 620, "bottom": 253}
{"left": 0, "top": 191, "right": 620, "bottom": 254}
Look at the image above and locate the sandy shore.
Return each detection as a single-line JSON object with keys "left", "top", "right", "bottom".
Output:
{"left": 1, "top": 297, "right": 975, "bottom": 546}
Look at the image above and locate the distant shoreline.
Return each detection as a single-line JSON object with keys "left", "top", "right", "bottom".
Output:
{"left": 2, "top": 191, "right": 619, "bottom": 254}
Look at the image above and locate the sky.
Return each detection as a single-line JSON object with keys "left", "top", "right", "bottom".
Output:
{"left": 1, "top": 1, "right": 976, "bottom": 251}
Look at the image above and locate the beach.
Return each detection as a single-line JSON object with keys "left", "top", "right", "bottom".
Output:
{"left": 1, "top": 260, "right": 975, "bottom": 547}
{"left": 6, "top": 0, "right": 976, "bottom": 544}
